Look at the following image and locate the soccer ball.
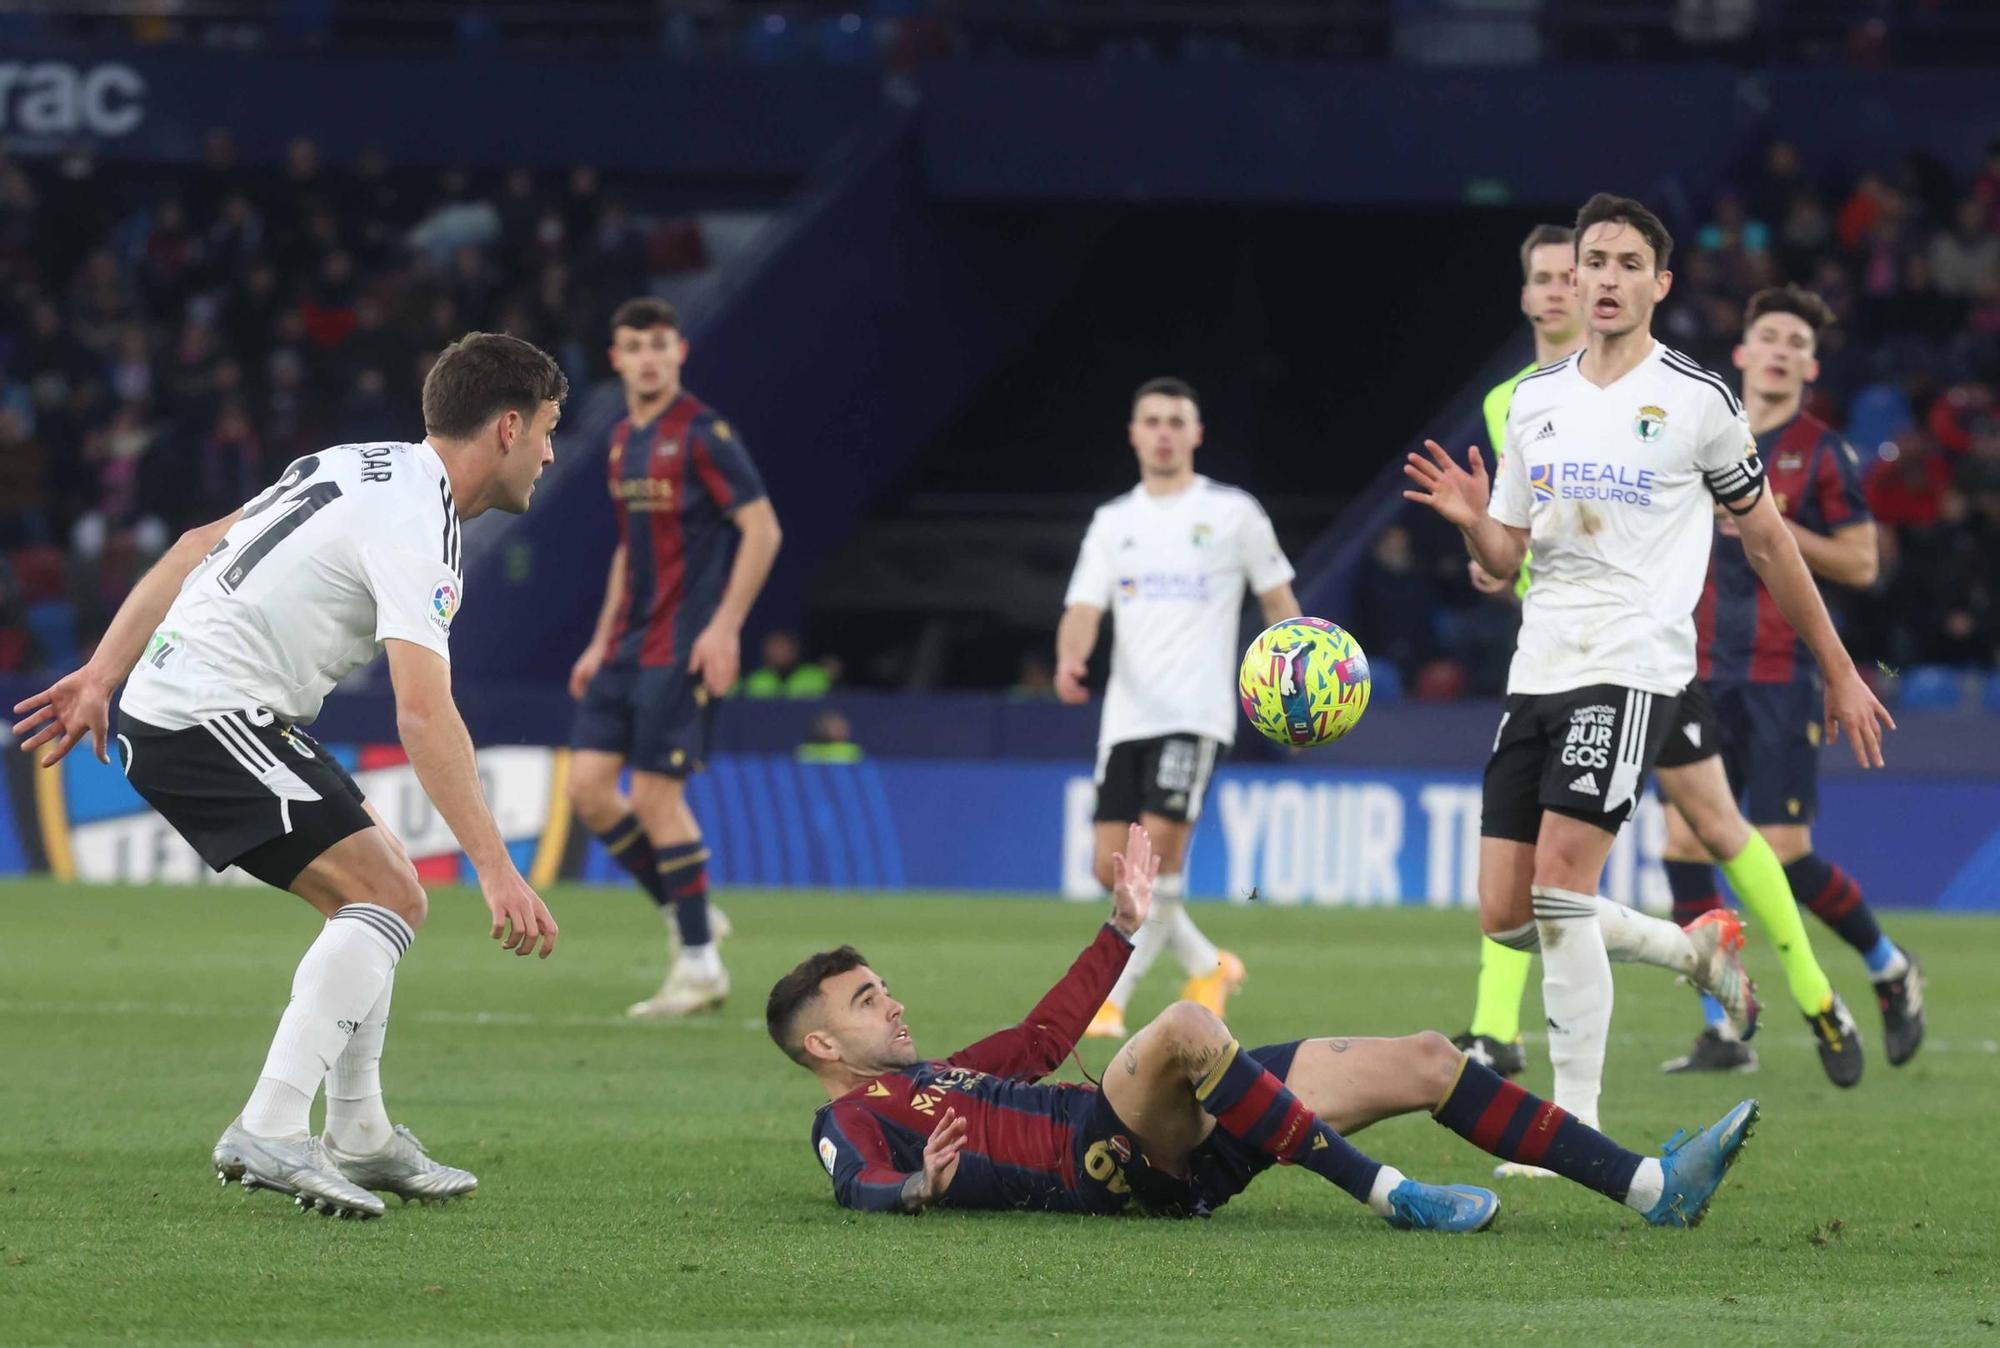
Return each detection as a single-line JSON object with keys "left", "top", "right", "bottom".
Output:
{"left": 1238, "top": 617, "right": 1372, "bottom": 748}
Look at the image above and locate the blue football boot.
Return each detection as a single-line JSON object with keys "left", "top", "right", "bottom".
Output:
{"left": 1384, "top": 1180, "right": 1500, "bottom": 1233}
{"left": 1642, "top": 1098, "right": 1759, "bottom": 1228}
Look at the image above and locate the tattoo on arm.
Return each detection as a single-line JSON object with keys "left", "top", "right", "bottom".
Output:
{"left": 899, "top": 1171, "right": 929, "bottom": 1214}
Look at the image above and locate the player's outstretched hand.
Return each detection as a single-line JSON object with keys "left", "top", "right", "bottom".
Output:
{"left": 1109, "top": 822, "right": 1160, "bottom": 938}
{"left": 568, "top": 643, "right": 604, "bottom": 701}
{"left": 914, "top": 1107, "right": 967, "bottom": 1207}
{"left": 1824, "top": 667, "right": 1896, "bottom": 768}
{"left": 11, "top": 665, "right": 113, "bottom": 768}
{"left": 1402, "top": 440, "right": 1491, "bottom": 529}
{"left": 482, "top": 868, "right": 560, "bottom": 958}
{"left": 687, "top": 622, "right": 740, "bottom": 698}
{"left": 1054, "top": 656, "right": 1090, "bottom": 705}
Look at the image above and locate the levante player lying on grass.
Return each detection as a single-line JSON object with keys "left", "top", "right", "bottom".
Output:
{"left": 767, "top": 826, "right": 1758, "bottom": 1231}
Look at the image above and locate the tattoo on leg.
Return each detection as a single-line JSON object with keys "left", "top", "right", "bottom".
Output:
{"left": 1182, "top": 1041, "right": 1223, "bottom": 1081}
{"left": 1326, "top": 1038, "right": 1351, "bottom": 1053}
{"left": 1122, "top": 1047, "right": 1138, "bottom": 1076}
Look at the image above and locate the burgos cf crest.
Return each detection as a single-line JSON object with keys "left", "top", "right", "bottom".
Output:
{"left": 1634, "top": 405, "right": 1667, "bottom": 443}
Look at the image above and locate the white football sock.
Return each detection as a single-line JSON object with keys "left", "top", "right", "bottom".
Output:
{"left": 1623, "top": 1157, "right": 1666, "bottom": 1214}
{"left": 681, "top": 942, "right": 723, "bottom": 978}
{"left": 1156, "top": 875, "right": 1220, "bottom": 977}
{"left": 1366, "top": 1164, "right": 1408, "bottom": 1216}
{"left": 241, "top": 903, "right": 412, "bottom": 1140}
{"left": 1532, "top": 886, "right": 1613, "bottom": 1131}
{"left": 1597, "top": 898, "right": 1697, "bottom": 974}
{"left": 1106, "top": 899, "right": 1175, "bottom": 1012}
{"left": 325, "top": 969, "right": 395, "bottom": 1154}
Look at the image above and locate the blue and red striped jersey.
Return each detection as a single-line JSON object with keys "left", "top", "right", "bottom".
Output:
{"left": 604, "top": 390, "right": 766, "bottom": 669}
{"left": 1696, "top": 410, "right": 1870, "bottom": 684}
{"left": 810, "top": 926, "right": 1132, "bottom": 1213}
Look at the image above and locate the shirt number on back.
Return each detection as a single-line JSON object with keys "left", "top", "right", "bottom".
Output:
{"left": 220, "top": 479, "right": 345, "bottom": 593}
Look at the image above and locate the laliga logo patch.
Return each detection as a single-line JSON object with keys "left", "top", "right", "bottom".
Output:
{"left": 818, "top": 1136, "right": 838, "bottom": 1175}
{"left": 1634, "top": 404, "right": 1667, "bottom": 443}
{"left": 429, "top": 581, "right": 459, "bottom": 634}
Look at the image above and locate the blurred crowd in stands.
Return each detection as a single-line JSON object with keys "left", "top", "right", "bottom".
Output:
{"left": 3, "top": 126, "right": 1997, "bottom": 702}
{"left": 1370, "top": 138, "right": 2000, "bottom": 707}
{"left": 9, "top": 1, "right": 1999, "bottom": 69}
{"left": 0, "top": 136, "right": 689, "bottom": 673}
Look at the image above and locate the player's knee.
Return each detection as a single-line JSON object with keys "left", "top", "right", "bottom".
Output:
{"left": 1092, "top": 857, "right": 1118, "bottom": 892}
{"left": 372, "top": 863, "right": 428, "bottom": 930}
{"left": 1155, "top": 1000, "right": 1227, "bottom": 1058}
{"left": 565, "top": 765, "right": 617, "bottom": 818}
{"left": 1411, "top": 1031, "right": 1464, "bottom": 1090}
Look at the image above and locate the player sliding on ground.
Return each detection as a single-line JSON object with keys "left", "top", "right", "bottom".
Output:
{"left": 12, "top": 333, "right": 567, "bottom": 1220}
{"left": 767, "top": 825, "right": 1757, "bottom": 1230}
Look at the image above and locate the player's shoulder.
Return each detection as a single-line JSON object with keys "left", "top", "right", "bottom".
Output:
{"left": 1192, "top": 475, "right": 1268, "bottom": 516}
{"left": 1085, "top": 485, "right": 1146, "bottom": 525}
{"left": 684, "top": 395, "right": 744, "bottom": 446}
{"left": 1655, "top": 344, "right": 1744, "bottom": 417}
{"left": 333, "top": 441, "right": 459, "bottom": 556}
{"left": 1507, "top": 351, "right": 1580, "bottom": 409}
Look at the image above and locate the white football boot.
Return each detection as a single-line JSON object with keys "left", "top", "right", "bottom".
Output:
{"left": 627, "top": 954, "right": 730, "bottom": 1019}
{"left": 213, "top": 1118, "right": 384, "bottom": 1219}
{"left": 323, "top": 1124, "right": 477, "bottom": 1204}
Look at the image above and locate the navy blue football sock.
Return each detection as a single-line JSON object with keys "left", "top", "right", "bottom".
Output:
{"left": 1787, "top": 853, "right": 1885, "bottom": 962}
{"left": 1194, "top": 1041, "right": 1381, "bottom": 1205}
{"left": 595, "top": 814, "right": 666, "bottom": 905}
{"left": 1435, "top": 1058, "right": 1642, "bottom": 1201}
{"left": 657, "top": 840, "right": 713, "bottom": 947}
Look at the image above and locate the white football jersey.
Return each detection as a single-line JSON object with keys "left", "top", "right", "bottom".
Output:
{"left": 1490, "top": 341, "right": 1764, "bottom": 697}
{"left": 122, "top": 441, "right": 464, "bottom": 729}
{"left": 1064, "top": 475, "right": 1295, "bottom": 748}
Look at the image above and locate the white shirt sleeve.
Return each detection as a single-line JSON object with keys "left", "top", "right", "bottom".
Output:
{"left": 1488, "top": 429, "right": 1533, "bottom": 529}
{"left": 1237, "top": 499, "right": 1295, "bottom": 594}
{"left": 356, "top": 525, "right": 461, "bottom": 661}
{"left": 1062, "top": 510, "right": 1116, "bottom": 610}
{"left": 1695, "top": 389, "right": 1765, "bottom": 507}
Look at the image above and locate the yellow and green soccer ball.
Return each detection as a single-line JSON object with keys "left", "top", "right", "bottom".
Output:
{"left": 1238, "top": 617, "right": 1372, "bottom": 747}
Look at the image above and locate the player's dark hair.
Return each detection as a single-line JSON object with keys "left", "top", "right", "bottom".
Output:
{"left": 421, "top": 332, "right": 568, "bottom": 440}
{"left": 1519, "top": 224, "right": 1575, "bottom": 280}
{"left": 1573, "top": 193, "right": 1674, "bottom": 272}
{"left": 1132, "top": 376, "right": 1199, "bottom": 416}
{"left": 767, "top": 946, "right": 872, "bottom": 1066}
{"left": 610, "top": 296, "right": 681, "bottom": 336}
{"left": 1743, "top": 284, "right": 1835, "bottom": 346}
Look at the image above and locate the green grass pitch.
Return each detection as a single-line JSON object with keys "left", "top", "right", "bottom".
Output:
{"left": 2, "top": 880, "right": 1996, "bottom": 1346}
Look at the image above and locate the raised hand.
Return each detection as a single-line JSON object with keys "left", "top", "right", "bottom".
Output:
{"left": 12, "top": 666, "right": 114, "bottom": 768}
{"left": 1402, "top": 440, "right": 1492, "bottom": 530}
{"left": 1824, "top": 668, "right": 1896, "bottom": 769}
{"left": 1109, "top": 822, "right": 1160, "bottom": 937}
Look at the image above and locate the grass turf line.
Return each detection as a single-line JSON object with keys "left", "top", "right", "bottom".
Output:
{"left": 1, "top": 881, "right": 1996, "bottom": 1346}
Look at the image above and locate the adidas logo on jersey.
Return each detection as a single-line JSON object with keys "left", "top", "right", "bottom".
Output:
{"left": 1531, "top": 419, "right": 1557, "bottom": 443}
{"left": 1568, "top": 771, "right": 1600, "bottom": 796}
